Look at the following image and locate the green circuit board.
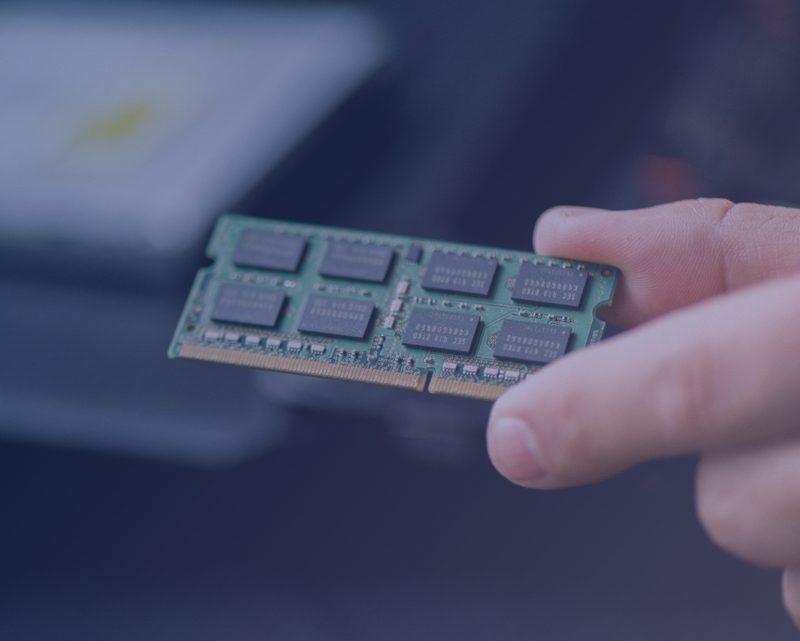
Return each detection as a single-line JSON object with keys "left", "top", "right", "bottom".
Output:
{"left": 169, "top": 214, "right": 618, "bottom": 401}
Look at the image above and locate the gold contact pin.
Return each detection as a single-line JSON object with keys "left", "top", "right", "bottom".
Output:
{"left": 179, "top": 344, "right": 427, "bottom": 392}
{"left": 427, "top": 377, "right": 509, "bottom": 401}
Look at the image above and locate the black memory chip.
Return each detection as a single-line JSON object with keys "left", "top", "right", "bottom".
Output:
{"left": 493, "top": 319, "right": 571, "bottom": 364}
{"left": 297, "top": 294, "right": 375, "bottom": 340}
{"left": 319, "top": 239, "right": 394, "bottom": 283}
{"left": 402, "top": 308, "right": 480, "bottom": 354}
{"left": 511, "top": 263, "right": 588, "bottom": 309}
{"left": 211, "top": 284, "right": 286, "bottom": 328}
{"left": 422, "top": 251, "right": 497, "bottom": 297}
{"left": 233, "top": 229, "right": 307, "bottom": 272}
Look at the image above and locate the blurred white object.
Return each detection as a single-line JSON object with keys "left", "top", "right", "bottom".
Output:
{"left": 0, "top": 2, "right": 387, "bottom": 268}
{"left": 0, "top": 2, "right": 386, "bottom": 464}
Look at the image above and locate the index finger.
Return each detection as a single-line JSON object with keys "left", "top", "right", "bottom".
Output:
{"left": 487, "top": 273, "right": 800, "bottom": 489}
{"left": 534, "top": 199, "right": 800, "bottom": 327}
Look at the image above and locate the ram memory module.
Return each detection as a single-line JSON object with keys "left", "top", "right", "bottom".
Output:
{"left": 169, "top": 215, "right": 618, "bottom": 401}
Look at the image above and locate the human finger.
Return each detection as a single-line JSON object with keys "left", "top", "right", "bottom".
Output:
{"left": 783, "top": 567, "right": 800, "bottom": 630}
{"left": 487, "top": 273, "right": 800, "bottom": 488}
{"left": 695, "top": 439, "right": 800, "bottom": 568}
{"left": 533, "top": 198, "right": 800, "bottom": 327}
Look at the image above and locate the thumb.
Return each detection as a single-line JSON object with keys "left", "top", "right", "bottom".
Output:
{"left": 487, "top": 273, "right": 800, "bottom": 488}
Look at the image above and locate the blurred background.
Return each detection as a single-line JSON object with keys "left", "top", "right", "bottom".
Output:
{"left": 2, "top": 0, "right": 799, "bottom": 638}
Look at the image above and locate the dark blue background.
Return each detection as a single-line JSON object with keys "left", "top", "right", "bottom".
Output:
{"left": 3, "top": 0, "right": 800, "bottom": 638}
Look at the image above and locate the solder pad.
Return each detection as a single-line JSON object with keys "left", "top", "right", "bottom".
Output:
{"left": 169, "top": 215, "right": 618, "bottom": 401}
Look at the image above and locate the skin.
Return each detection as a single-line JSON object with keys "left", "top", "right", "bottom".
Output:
{"left": 486, "top": 199, "right": 800, "bottom": 629}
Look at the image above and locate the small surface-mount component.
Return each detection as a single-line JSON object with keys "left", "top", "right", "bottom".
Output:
{"left": 422, "top": 250, "right": 497, "bottom": 297}
{"left": 298, "top": 294, "right": 374, "bottom": 340}
{"left": 405, "top": 243, "right": 423, "bottom": 262}
{"left": 233, "top": 229, "right": 307, "bottom": 272}
{"left": 493, "top": 319, "right": 571, "bottom": 364}
{"left": 512, "top": 263, "right": 588, "bottom": 309}
{"left": 401, "top": 308, "right": 480, "bottom": 354}
{"left": 319, "top": 239, "right": 394, "bottom": 283}
{"left": 170, "top": 214, "right": 618, "bottom": 401}
{"left": 210, "top": 284, "right": 286, "bottom": 328}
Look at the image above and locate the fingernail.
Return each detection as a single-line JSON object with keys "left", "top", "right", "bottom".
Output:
{"left": 487, "top": 417, "right": 548, "bottom": 482}
{"left": 540, "top": 206, "right": 603, "bottom": 220}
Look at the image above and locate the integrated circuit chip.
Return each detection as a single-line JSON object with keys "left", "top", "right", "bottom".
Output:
{"left": 422, "top": 251, "right": 497, "bottom": 297}
{"left": 319, "top": 239, "right": 394, "bottom": 283}
{"left": 297, "top": 294, "right": 374, "bottom": 340}
{"left": 233, "top": 229, "right": 306, "bottom": 272}
{"left": 402, "top": 308, "right": 480, "bottom": 354}
{"left": 210, "top": 284, "right": 286, "bottom": 328}
{"left": 172, "top": 215, "right": 619, "bottom": 401}
{"left": 512, "top": 263, "right": 588, "bottom": 309}
{"left": 493, "top": 319, "right": 571, "bottom": 364}
{"left": 405, "top": 243, "right": 423, "bottom": 263}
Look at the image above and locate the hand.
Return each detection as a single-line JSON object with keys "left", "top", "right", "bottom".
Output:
{"left": 486, "top": 199, "right": 800, "bottom": 628}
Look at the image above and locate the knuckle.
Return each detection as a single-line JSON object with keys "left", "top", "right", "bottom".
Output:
{"left": 651, "top": 346, "right": 714, "bottom": 449}
{"left": 695, "top": 458, "right": 763, "bottom": 564}
{"left": 690, "top": 197, "right": 736, "bottom": 223}
{"left": 695, "top": 460, "right": 743, "bottom": 554}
